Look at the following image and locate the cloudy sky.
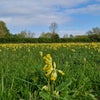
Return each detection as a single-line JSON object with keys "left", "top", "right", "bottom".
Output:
{"left": 0, "top": 0, "right": 100, "bottom": 37}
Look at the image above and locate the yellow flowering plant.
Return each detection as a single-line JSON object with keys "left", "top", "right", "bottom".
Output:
{"left": 42, "top": 53, "right": 64, "bottom": 81}
{"left": 39, "top": 52, "right": 64, "bottom": 99}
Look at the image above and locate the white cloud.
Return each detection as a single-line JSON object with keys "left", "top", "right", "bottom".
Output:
{"left": 0, "top": 17, "right": 12, "bottom": 23}
{"left": 0, "top": 0, "right": 89, "bottom": 27}
{"left": 65, "top": 4, "right": 100, "bottom": 15}
{"left": 0, "top": 13, "right": 71, "bottom": 27}
{"left": 0, "top": 0, "right": 99, "bottom": 36}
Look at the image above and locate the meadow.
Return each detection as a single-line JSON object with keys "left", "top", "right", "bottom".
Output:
{"left": 0, "top": 43, "right": 100, "bottom": 100}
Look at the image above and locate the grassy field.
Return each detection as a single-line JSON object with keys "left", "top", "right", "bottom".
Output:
{"left": 0, "top": 43, "right": 100, "bottom": 100}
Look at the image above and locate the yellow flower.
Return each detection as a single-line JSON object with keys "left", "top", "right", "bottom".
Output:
{"left": 45, "top": 67, "right": 53, "bottom": 76}
{"left": 43, "top": 54, "right": 54, "bottom": 77}
{"left": 43, "top": 54, "right": 52, "bottom": 62}
{"left": 42, "top": 85, "right": 50, "bottom": 91}
{"left": 98, "top": 49, "right": 100, "bottom": 52}
{"left": 53, "top": 90, "right": 59, "bottom": 97}
{"left": 71, "top": 49, "right": 75, "bottom": 52}
{"left": 83, "top": 58, "right": 86, "bottom": 62}
{"left": 43, "top": 65, "right": 52, "bottom": 71}
{"left": 39, "top": 51, "right": 43, "bottom": 57}
{"left": 58, "top": 70, "right": 65, "bottom": 75}
{"left": 45, "top": 59, "right": 52, "bottom": 65}
{"left": 28, "top": 49, "right": 30, "bottom": 52}
{"left": 46, "top": 54, "right": 51, "bottom": 59}
{"left": 42, "top": 53, "right": 64, "bottom": 81}
{"left": 53, "top": 62, "right": 56, "bottom": 69}
{"left": 50, "top": 70, "right": 57, "bottom": 81}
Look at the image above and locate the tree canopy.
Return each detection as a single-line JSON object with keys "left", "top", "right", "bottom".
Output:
{"left": 0, "top": 20, "right": 10, "bottom": 38}
{"left": 39, "top": 32, "right": 59, "bottom": 39}
{"left": 49, "top": 22, "right": 58, "bottom": 34}
{"left": 87, "top": 27, "right": 100, "bottom": 41}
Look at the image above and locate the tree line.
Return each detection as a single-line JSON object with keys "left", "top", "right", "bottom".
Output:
{"left": 0, "top": 20, "right": 100, "bottom": 43}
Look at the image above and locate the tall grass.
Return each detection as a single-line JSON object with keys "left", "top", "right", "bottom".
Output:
{"left": 0, "top": 43, "right": 100, "bottom": 100}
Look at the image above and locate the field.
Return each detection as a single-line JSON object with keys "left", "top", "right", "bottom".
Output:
{"left": 0, "top": 43, "right": 100, "bottom": 100}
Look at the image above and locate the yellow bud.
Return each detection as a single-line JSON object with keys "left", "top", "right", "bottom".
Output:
{"left": 39, "top": 51, "right": 43, "bottom": 57}
{"left": 53, "top": 90, "right": 59, "bottom": 96}
{"left": 83, "top": 58, "right": 86, "bottom": 62}
{"left": 58, "top": 70, "right": 64, "bottom": 75}
{"left": 53, "top": 62, "right": 56, "bottom": 69}
{"left": 51, "top": 70, "right": 57, "bottom": 81}
{"left": 71, "top": 49, "right": 75, "bottom": 52}
{"left": 46, "top": 54, "right": 51, "bottom": 59}
{"left": 42, "top": 85, "right": 50, "bottom": 91}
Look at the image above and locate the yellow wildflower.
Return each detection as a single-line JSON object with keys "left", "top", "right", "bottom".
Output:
{"left": 46, "top": 54, "right": 51, "bottom": 59}
{"left": 43, "top": 54, "right": 52, "bottom": 63}
{"left": 50, "top": 70, "right": 57, "bottom": 81}
{"left": 71, "top": 49, "right": 75, "bottom": 52}
{"left": 45, "top": 67, "right": 53, "bottom": 77}
{"left": 83, "top": 58, "right": 86, "bottom": 62}
{"left": 58, "top": 70, "right": 65, "bottom": 75}
{"left": 43, "top": 54, "right": 53, "bottom": 76}
{"left": 39, "top": 51, "right": 43, "bottom": 57}
{"left": 42, "top": 53, "right": 64, "bottom": 81}
{"left": 42, "top": 85, "right": 50, "bottom": 91}
{"left": 53, "top": 62, "right": 56, "bottom": 69}
{"left": 53, "top": 90, "right": 59, "bottom": 97}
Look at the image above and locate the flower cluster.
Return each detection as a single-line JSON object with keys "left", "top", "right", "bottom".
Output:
{"left": 42, "top": 53, "right": 64, "bottom": 81}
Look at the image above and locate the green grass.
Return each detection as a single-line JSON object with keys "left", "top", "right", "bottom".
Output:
{"left": 0, "top": 43, "right": 100, "bottom": 100}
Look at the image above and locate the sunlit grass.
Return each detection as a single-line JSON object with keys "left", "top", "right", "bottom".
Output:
{"left": 0, "top": 43, "right": 100, "bottom": 100}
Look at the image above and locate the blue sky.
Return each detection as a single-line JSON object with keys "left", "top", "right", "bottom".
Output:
{"left": 0, "top": 0, "right": 100, "bottom": 37}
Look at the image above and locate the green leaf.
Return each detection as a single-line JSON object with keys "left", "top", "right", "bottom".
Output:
{"left": 39, "top": 91, "right": 52, "bottom": 100}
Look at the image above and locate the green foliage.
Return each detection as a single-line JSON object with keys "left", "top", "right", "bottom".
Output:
{"left": 0, "top": 37, "right": 96, "bottom": 43}
{"left": 39, "top": 32, "right": 59, "bottom": 39}
{"left": 0, "top": 20, "right": 10, "bottom": 38}
{"left": 17, "top": 30, "right": 35, "bottom": 38}
{"left": 87, "top": 27, "right": 100, "bottom": 41}
{"left": 0, "top": 43, "right": 100, "bottom": 99}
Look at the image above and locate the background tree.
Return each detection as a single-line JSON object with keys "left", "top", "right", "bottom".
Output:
{"left": 87, "top": 27, "right": 100, "bottom": 41}
{"left": 51, "top": 33, "right": 59, "bottom": 39}
{"left": 17, "top": 30, "right": 35, "bottom": 38}
{"left": 48, "top": 22, "right": 59, "bottom": 39}
{"left": 17, "top": 30, "right": 26, "bottom": 38}
{"left": 87, "top": 27, "right": 100, "bottom": 35}
{"left": 39, "top": 32, "right": 52, "bottom": 38}
{"left": 63, "top": 34, "right": 69, "bottom": 38}
{"left": 39, "top": 32, "right": 59, "bottom": 39}
{"left": 26, "top": 31, "right": 35, "bottom": 38}
{"left": 49, "top": 22, "right": 58, "bottom": 34}
{"left": 0, "top": 20, "right": 10, "bottom": 38}
{"left": 69, "top": 34, "right": 74, "bottom": 38}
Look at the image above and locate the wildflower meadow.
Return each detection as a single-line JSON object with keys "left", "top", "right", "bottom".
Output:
{"left": 0, "top": 43, "right": 100, "bottom": 100}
